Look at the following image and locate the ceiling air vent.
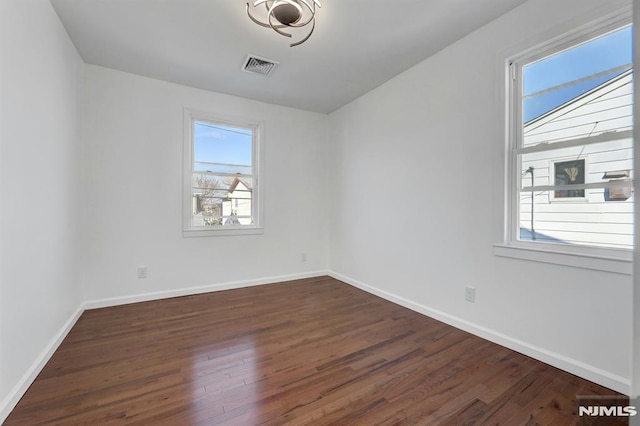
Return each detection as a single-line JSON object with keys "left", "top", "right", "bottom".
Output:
{"left": 242, "top": 54, "right": 279, "bottom": 76}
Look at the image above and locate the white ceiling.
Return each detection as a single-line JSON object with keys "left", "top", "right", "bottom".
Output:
{"left": 50, "top": 0, "right": 528, "bottom": 114}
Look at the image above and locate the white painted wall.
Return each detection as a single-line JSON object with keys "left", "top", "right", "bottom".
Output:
{"left": 0, "top": 0, "right": 83, "bottom": 414}
{"left": 631, "top": 0, "right": 640, "bottom": 407}
{"left": 80, "top": 65, "right": 328, "bottom": 302}
{"left": 328, "top": 0, "right": 632, "bottom": 392}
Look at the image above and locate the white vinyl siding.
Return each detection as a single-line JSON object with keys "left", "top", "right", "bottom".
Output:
{"left": 518, "top": 72, "right": 633, "bottom": 249}
{"left": 523, "top": 73, "right": 633, "bottom": 147}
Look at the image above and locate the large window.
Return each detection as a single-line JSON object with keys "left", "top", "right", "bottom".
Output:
{"left": 183, "top": 109, "right": 263, "bottom": 236}
{"left": 507, "top": 23, "right": 633, "bottom": 256}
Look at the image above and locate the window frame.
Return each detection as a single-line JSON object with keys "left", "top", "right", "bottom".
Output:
{"left": 495, "top": 12, "right": 633, "bottom": 274}
{"left": 182, "top": 108, "right": 264, "bottom": 237}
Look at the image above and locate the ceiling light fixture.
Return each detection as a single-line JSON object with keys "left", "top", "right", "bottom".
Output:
{"left": 246, "top": 0, "right": 322, "bottom": 47}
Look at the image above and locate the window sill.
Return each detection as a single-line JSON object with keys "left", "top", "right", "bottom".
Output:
{"left": 493, "top": 243, "right": 632, "bottom": 275}
{"left": 183, "top": 227, "right": 264, "bottom": 238}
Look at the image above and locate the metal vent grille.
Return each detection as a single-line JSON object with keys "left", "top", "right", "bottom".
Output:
{"left": 242, "top": 55, "right": 279, "bottom": 76}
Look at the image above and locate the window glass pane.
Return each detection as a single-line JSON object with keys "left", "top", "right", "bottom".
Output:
{"left": 522, "top": 27, "right": 632, "bottom": 147}
{"left": 523, "top": 27, "right": 632, "bottom": 120}
{"left": 194, "top": 122, "right": 252, "bottom": 168}
{"left": 191, "top": 174, "right": 253, "bottom": 227}
{"left": 190, "top": 120, "right": 255, "bottom": 229}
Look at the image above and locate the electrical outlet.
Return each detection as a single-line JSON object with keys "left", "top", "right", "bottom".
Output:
{"left": 301, "top": 251, "right": 308, "bottom": 262}
{"left": 137, "top": 266, "right": 148, "bottom": 279}
{"left": 465, "top": 286, "right": 475, "bottom": 303}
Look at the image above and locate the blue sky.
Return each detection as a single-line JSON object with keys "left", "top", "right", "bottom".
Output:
{"left": 523, "top": 25, "right": 632, "bottom": 122}
{"left": 194, "top": 122, "right": 252, "bottom": 172}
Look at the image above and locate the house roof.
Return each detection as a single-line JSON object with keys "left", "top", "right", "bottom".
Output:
{"left": 228, "top": 177, "right": 252, "bottom": 193}
{"left": 524, "top": 69, "right": 632, "bottom": 129}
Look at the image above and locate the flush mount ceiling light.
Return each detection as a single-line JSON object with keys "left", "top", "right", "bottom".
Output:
{"left": 246, "top": 0, "right": 322, "bottom": 47}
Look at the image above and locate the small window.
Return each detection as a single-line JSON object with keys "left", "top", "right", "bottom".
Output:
{"left": 552, "top": 158, "right": 585, "bottom": 199}
{"left": 183, "top": 109, "right": 263, "bottom": 236}
{"left": 507, "top": 23, "right": 633, "bottom": 252}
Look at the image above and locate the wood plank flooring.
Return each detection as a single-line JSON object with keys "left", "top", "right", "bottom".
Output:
{"left": 5, "top": 276, "right": 626, "bottom": 425}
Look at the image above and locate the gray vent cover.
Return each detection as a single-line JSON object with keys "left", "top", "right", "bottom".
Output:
{"left": 242, "top": 54, "right": 279, "bottom": 76}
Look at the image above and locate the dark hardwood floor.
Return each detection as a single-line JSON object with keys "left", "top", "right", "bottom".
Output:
{"left": 5, "top": 276, "right": 626, "bottom": 425}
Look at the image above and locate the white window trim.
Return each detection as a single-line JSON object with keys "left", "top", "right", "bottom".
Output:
{"left": 495, "top": 9, "right": 633, "bottom": 274}
{"left": 182, "top": 108, "right": 264, "bottom": 237}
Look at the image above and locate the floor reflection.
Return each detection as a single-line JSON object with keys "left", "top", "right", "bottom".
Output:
{"left": 188, "top": 335, "right": 261, "bottom": 423}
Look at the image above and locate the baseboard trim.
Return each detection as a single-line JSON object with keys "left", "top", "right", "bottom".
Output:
{"left": 83, "top": 271, "right": 329, "bottom": 310}
{"left": 328, "top": 270, "right": 631, "bottom": 395}
{"left": 0, "top": 304, "right": 85, "bottom": 424}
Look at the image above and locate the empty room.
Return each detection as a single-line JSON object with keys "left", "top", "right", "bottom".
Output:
{"left": 1, "top": 0, "right": 639, "bottom": 424}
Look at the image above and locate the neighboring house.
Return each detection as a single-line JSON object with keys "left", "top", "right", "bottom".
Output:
{"left": 222, "top": 178, "right": 253, "bottom": 225}
{"left": 192, "top": 177, "right": 252, "bottom": 226}
{"left": 520, "top": 70, "right": 633, "bottom": 249}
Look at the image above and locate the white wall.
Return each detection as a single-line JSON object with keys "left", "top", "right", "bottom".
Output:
{"left": 632, "top": 0, "right": 640, "bottom": 405}
{"left": 80, "top": 65, "right": 328, "bottom": 303}
{"left": 0, "top": 0, "right": 83, "bottom": 415}
{"left": 328, "top": 0, "right": 632, "bottom": 393}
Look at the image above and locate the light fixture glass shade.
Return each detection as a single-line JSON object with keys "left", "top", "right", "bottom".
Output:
{"left": 246, "top": 0, "right": 322, "bottom": 47}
